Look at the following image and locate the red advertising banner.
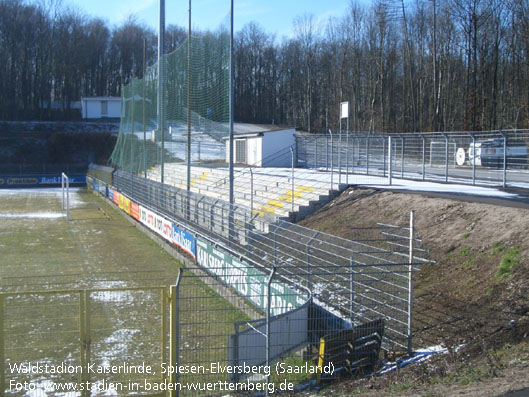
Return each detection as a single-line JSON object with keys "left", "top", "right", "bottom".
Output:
{"left": 130, "top": 202, "right": 140, "bottom": 220}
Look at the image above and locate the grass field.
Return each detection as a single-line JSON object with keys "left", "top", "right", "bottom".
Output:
{"left": 0, "top": 188, "right": 251, "bottom": 395}
{"left": 0, "top": 188, "right": 181, "bottom": 291}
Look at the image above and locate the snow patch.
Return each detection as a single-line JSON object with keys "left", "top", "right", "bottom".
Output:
{"left": 0, "top": 212, "right": 64, "bottom": 219}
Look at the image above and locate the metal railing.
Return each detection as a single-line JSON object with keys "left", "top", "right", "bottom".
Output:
{"left": 97, "top": 167, "right": 431, "bottom": 352}
{"left": 296, "top": 130, "right": 529, "bottom": 189}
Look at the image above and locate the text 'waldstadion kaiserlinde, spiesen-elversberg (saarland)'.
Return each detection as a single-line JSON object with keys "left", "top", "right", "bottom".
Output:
{"left": 8, "top": 361, "right": 335, "bottom": 394}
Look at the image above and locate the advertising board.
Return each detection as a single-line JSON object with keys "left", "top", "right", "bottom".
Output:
{"left": 196, "top": 238, "right": 303, "bottom": 315}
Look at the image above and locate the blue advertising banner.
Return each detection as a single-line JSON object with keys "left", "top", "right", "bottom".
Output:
{"left": 172, "top": 224, "right": 196, "bottom": 259}
{"left": 0, "top": 175, "right": 86, "bottom": 187}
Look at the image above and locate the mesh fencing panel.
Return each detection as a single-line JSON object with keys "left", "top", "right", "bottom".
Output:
{"left": 110, "top": 16, "right": 230, "bottom": 179}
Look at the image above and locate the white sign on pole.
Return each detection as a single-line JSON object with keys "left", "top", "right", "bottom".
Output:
{"left": 340, "top": 101, "right": 349, "bottom": 119}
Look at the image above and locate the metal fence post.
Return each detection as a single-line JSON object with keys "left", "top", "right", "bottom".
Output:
{"left": 250, "top": 169, "right": 254, "bottom": 215}
{"left": 388, "top": 136, "right": 393, "bottom": 186}
{"left": 382, "top": 137, "right": 386, "bottom": 177}
{"left": 233, "top": 323, "right": 240, "bottom": 382}
{"left": 442, "top": 133, "right": 449, "bottom": 182}
{"left": 350, "top": 257, "right": 355, "bottom": 325}
{"left": 338, "top": 122, "right": 342, "bottom": 185}
{"left": 366, "top": 136, "right": 370, "bottom": 175}
{"left": 468, "top": 133, "right": 476, "bottom": 185}
{"left": 67, "top": 174, "right": 70, "bottom": 221}
{"left": 408, "top": 211, "right": 415, "bottom": 356}
{"left": 273, "top": 223, "right": 278, "bottom": 267}
{"left": 80, "top": 290, "right": 91, "bottom": 397}
{"left": 0, "top": 295, "right": 4, "bottom": 395}
{"left": 210, "top": 199, "right": 220, "bottom": 233}
{"left": 306, "top": 232, "right": 320, "bottom": 291}
{"left": 352, "top": 137, "right": 355, "bottom": 173}
{"left": 170, "top": 268, "right": 183, "bottom": 397}
{"left": 500, "top": 130, "right": 507, "bottom": 188}
{"left": 79, "top": 292, "right": 86, "bottom": 395}
{"left": 326, "top": 133, "right": 329, "bottom": 171}
{"left": 61, "top": 174, "right": 65, "bottom": 210}
{"left": 420, "top": 134, "right": 426, "bottom": 180}
{"left": 161, "top": 287, "right": 167, "bottom": 374}
{"left": 401, "top": 136, "right": 405, "bottom": 178}
{"left": 346, "top": 130, "right": 350, "bottom": 184}
{"left": 315, "top": 136, "right": 318, "bottom": 168}
{"left": 329, "top": 130, "right": 334, "bottom": 190}
{"left": 290, "top": 146, "right": 295, "bottom": 217}
{"left": 266, "top": 266, "right": 276, "bottom": 396}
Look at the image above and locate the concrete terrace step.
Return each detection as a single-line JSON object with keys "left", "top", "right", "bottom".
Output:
{"left": 146, "top": 164, "right": 347, "bottom": 220}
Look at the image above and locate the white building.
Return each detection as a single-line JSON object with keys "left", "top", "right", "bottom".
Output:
{"left": 225, "top": 124, "right": 296, "bottom": 167}
{"left": 81, "top": 97, "right": 121, "bottom": 119}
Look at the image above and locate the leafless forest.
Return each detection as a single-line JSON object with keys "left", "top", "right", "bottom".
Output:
{"left": 1, "top": 0, "right": 529, "bottom": 133}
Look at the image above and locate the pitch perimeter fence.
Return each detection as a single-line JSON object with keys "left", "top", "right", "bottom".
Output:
{"left": 296, "top": 130, "right": 529, "bottom": 188}
{"left": 90, "top": 165, "right": 430, "bottom": 354}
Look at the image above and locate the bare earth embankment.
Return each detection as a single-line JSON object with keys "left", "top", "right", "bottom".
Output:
{"left": 298, "top": 187, "right": 529, "bottom": 396}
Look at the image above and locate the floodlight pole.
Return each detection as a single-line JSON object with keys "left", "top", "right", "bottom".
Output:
{"left": 228, "top": 0, "right": 235, "bottom": 246}
{"left": 143, "top": 37, "right": 147, "bottom": 178}
{"left": 186, "top": 0, "right": 192, "bottom": 192}
{"left": 158, "top": 0, "right": 165, "bottom": 184}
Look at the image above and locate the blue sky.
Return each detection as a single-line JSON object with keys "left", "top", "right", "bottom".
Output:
{"left": 67, "top": 0, "right": 352, "bottom": 38}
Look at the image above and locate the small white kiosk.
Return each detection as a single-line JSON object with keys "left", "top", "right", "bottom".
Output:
{"left": 225, "top": 124, "right": 296, "bottom": 167}
{"left": 81, "top": 97, "right": 121, "bottom": 119}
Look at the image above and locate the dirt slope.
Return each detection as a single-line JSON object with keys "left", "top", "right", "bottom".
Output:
{"left": 297, "top": 187, "right": 529, "bottom": 395}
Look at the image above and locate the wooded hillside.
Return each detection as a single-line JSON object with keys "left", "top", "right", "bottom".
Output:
{"left": 1, "top": 0, "right": 528, "bottom": 132}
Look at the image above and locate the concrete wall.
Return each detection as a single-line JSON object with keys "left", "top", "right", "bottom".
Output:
{"left": 261, "top": 129, "right": 296, "bottom": 167}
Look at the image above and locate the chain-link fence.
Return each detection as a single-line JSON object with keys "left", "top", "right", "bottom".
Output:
{"left": 296, "top": 130, "right": 529, "bottom": 188}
